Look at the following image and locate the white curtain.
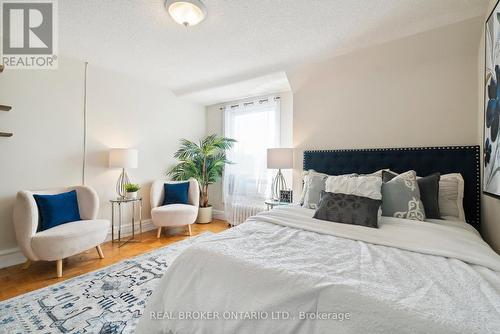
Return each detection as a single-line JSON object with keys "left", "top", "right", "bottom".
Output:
{"left": 223, "top": 97, "right": 280, "bottom": 225}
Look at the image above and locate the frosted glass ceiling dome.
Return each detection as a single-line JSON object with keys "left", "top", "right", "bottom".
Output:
{"left": 165, "top": 0, "right": 207, "bottom": 27}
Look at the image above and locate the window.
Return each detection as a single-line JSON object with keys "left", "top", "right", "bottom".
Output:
{"left": 223, "top": 97, "right": 280, "bottom": 225}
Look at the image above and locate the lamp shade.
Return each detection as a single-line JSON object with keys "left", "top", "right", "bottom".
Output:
{"left": 267, "top": 148, "right": 293, "bottom": 169}
{"left": 109, "top": 149, "right": 138, "bottom": 169}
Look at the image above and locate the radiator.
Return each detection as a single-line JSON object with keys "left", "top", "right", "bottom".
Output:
{"left": 227, "top": 202, "right": 265, "bottom": 226}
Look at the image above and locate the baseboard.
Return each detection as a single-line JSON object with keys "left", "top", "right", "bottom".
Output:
{"left": 105, "top": 219, "right": 156, "bottom": 242}
{"left": 0, "top": 219, "right": 157, "bottom": 270}
{"left": 0, "top": 247, "right": 26, "bottom": 269}
{"left": 213, "top": 209, "right": 226, "bottom": 220}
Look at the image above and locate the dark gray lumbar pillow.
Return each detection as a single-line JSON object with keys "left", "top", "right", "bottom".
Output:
{"left": 382, "top": 171, "right": 441, "bottom": 219}
{"left": 313, "top": 191, "right": 382, "bottom": 228}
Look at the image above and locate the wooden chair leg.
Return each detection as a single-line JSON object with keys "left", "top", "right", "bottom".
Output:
{"left": 56, "top": 259, "right": 63, "bottom": 278}
{"left": 22, "top": 259, "right": 31, "bottom": 270}
{"left": 188, "top": 224, "right": 192, "bottom": 236}
{"left": 96, "top": 245, "right": 104, "bottom": 259}
{"left": 157, "top": 227, "right": 162, "bottom": 238}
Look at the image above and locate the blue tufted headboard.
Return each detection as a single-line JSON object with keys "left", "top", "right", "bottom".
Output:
{"left": 303, "top": 146, "right": 481, "bottom": 230}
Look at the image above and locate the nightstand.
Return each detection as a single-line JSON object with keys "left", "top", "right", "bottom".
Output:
{"left": 265, "top": 199, "right": 290, "bottom": 210}
{"left": 110, "top": 197, "right": 143, "bottom": 247}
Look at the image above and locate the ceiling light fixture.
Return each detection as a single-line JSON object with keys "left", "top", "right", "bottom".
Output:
{"left": 165, "top": 0, "right": 207, "bottom": 27}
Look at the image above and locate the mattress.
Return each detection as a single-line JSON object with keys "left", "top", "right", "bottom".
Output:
{"left": 136, "top": 206, "right": 500, "bottom": 333}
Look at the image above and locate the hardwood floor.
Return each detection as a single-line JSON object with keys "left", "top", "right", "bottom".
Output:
{"left": 0, "top": 220, "right": 229, "bottom": 302}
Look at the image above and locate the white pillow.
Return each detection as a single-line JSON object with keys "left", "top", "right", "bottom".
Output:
{"left": 301, "top": 169, "right": 387, "bottom": 208}
{"left": 326, "top": 175, "right": 382, "bottom": 200}
{"left": 302, "top": 170, "right": 357, "bottom": 208}
{"left": 438, "top": 173, "right": 465, "bottom": 221}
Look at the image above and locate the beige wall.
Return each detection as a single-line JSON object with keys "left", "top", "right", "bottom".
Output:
{"left": 289, "top": 17, "right": 491, "bottom": 244}
{"left": 1, "top": 11, "right": 497, "bottom": 265}
{"left": 0, "top": 57, "right": 205, "bottom": 263}
{"left": 205, "top": 92, "right": 293, "bottom": 212}
{"left": 479, "top": 0, "right": 500, "bottom": 253}
{"left": 205, "top": 104, "right": 224, "bottom": 211}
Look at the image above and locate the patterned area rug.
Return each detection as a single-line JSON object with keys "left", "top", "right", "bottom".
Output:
{"left": 0, "top": 233, "right": 214, "bottom": 334}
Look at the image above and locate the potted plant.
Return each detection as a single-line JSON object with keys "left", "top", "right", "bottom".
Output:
{"left": 168, "top": 134, "right": 235, "bottom": 223}
{"left": 124, "top": 183, "right": 141, "bottom": 199}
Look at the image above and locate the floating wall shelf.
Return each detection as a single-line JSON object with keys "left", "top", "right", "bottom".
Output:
{"left": 1, "top": 67, "right": 12, "bottom": 136}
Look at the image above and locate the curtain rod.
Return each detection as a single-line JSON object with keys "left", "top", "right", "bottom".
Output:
{"left": 219, "top": 96, "right": 280, "bottom": 111}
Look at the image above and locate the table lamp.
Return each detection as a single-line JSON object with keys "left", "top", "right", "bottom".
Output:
{"left": 267, "top": 148, "right": 293, "bottom": 200}
{"left": 109, "top": 148, "right": 138, "bottom": 198}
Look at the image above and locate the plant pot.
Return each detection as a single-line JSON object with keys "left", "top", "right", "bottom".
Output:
{"left": 196, "top": 206, "right": 212, "bottom": 224}
{"left": 126, "top": 191, "right": 138, "bottom": 199}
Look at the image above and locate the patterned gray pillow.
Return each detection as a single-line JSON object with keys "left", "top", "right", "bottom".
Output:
{"left": 381, "top": 170, "right": 426, "bottom": 221}
{"left": 382, "top": 170, "right": 441, "bottom": 219}
{"left": 313, "top": 191, "right": 382, "bottom": 228}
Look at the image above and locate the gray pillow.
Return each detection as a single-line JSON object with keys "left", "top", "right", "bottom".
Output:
{"left": 382, "top": 171, "right": 441, "bottom": 219}
{"left": 313, "top": 191, "right": 382, "bottom": 228}
{"left": 303, "top": 171, "right": 329, "bottom": 209}
{"left": 381, "top": 170, "right": 426, "bottom": 221}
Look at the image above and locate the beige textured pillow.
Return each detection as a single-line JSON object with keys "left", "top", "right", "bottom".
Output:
{"left": 326, "top": 175, "right": 382, "bottom": 200}
{"left": 438, "top": 173, "right": 465, "bottom": 221}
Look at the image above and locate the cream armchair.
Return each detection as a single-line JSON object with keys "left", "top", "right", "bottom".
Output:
{"left": 13, "top": 185, "right": 109, "bottom": 277}
{"left": 151, "top": 178, "right": 199, "bottom": 238}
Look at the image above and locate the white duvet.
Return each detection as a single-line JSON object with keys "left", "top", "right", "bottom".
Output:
{"left": 136, "top": 206, "right": 500, "bottom": 334}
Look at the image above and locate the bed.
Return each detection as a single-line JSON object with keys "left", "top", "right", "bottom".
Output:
{"left": 136, "top": 146, "right": 500, "bottom": 334}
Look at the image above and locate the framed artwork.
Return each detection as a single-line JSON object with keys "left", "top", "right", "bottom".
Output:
{"left": 484, "top": 0, "right": 500, "bottom": 198}
{"left": 279, "top": 190, "right": 293, "bottom": 203}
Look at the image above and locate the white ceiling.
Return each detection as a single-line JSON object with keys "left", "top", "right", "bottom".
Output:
{"left": 60, "top": 0, "right": 488, "bottom": 104}
{"left": 177, "top": 71, "right": 291, "bottom": 105}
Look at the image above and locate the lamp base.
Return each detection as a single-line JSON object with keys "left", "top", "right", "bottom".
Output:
{"left": 116, "top": 168, "right": 130, "bottom": 199}
{"left": 271, "top": 169, "right": 287, "bottom": 201}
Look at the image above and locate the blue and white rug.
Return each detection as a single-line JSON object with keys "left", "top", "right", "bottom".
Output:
{"left": 0, "top": 232, "right": 214, "bottom": 334}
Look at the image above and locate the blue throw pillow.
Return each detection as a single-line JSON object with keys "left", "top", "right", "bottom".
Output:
{"left": 33, "top": 190, "right": 81, "bottom": 231}
{"left": 163, "top": 182, "right": 190, "bottom": 205}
